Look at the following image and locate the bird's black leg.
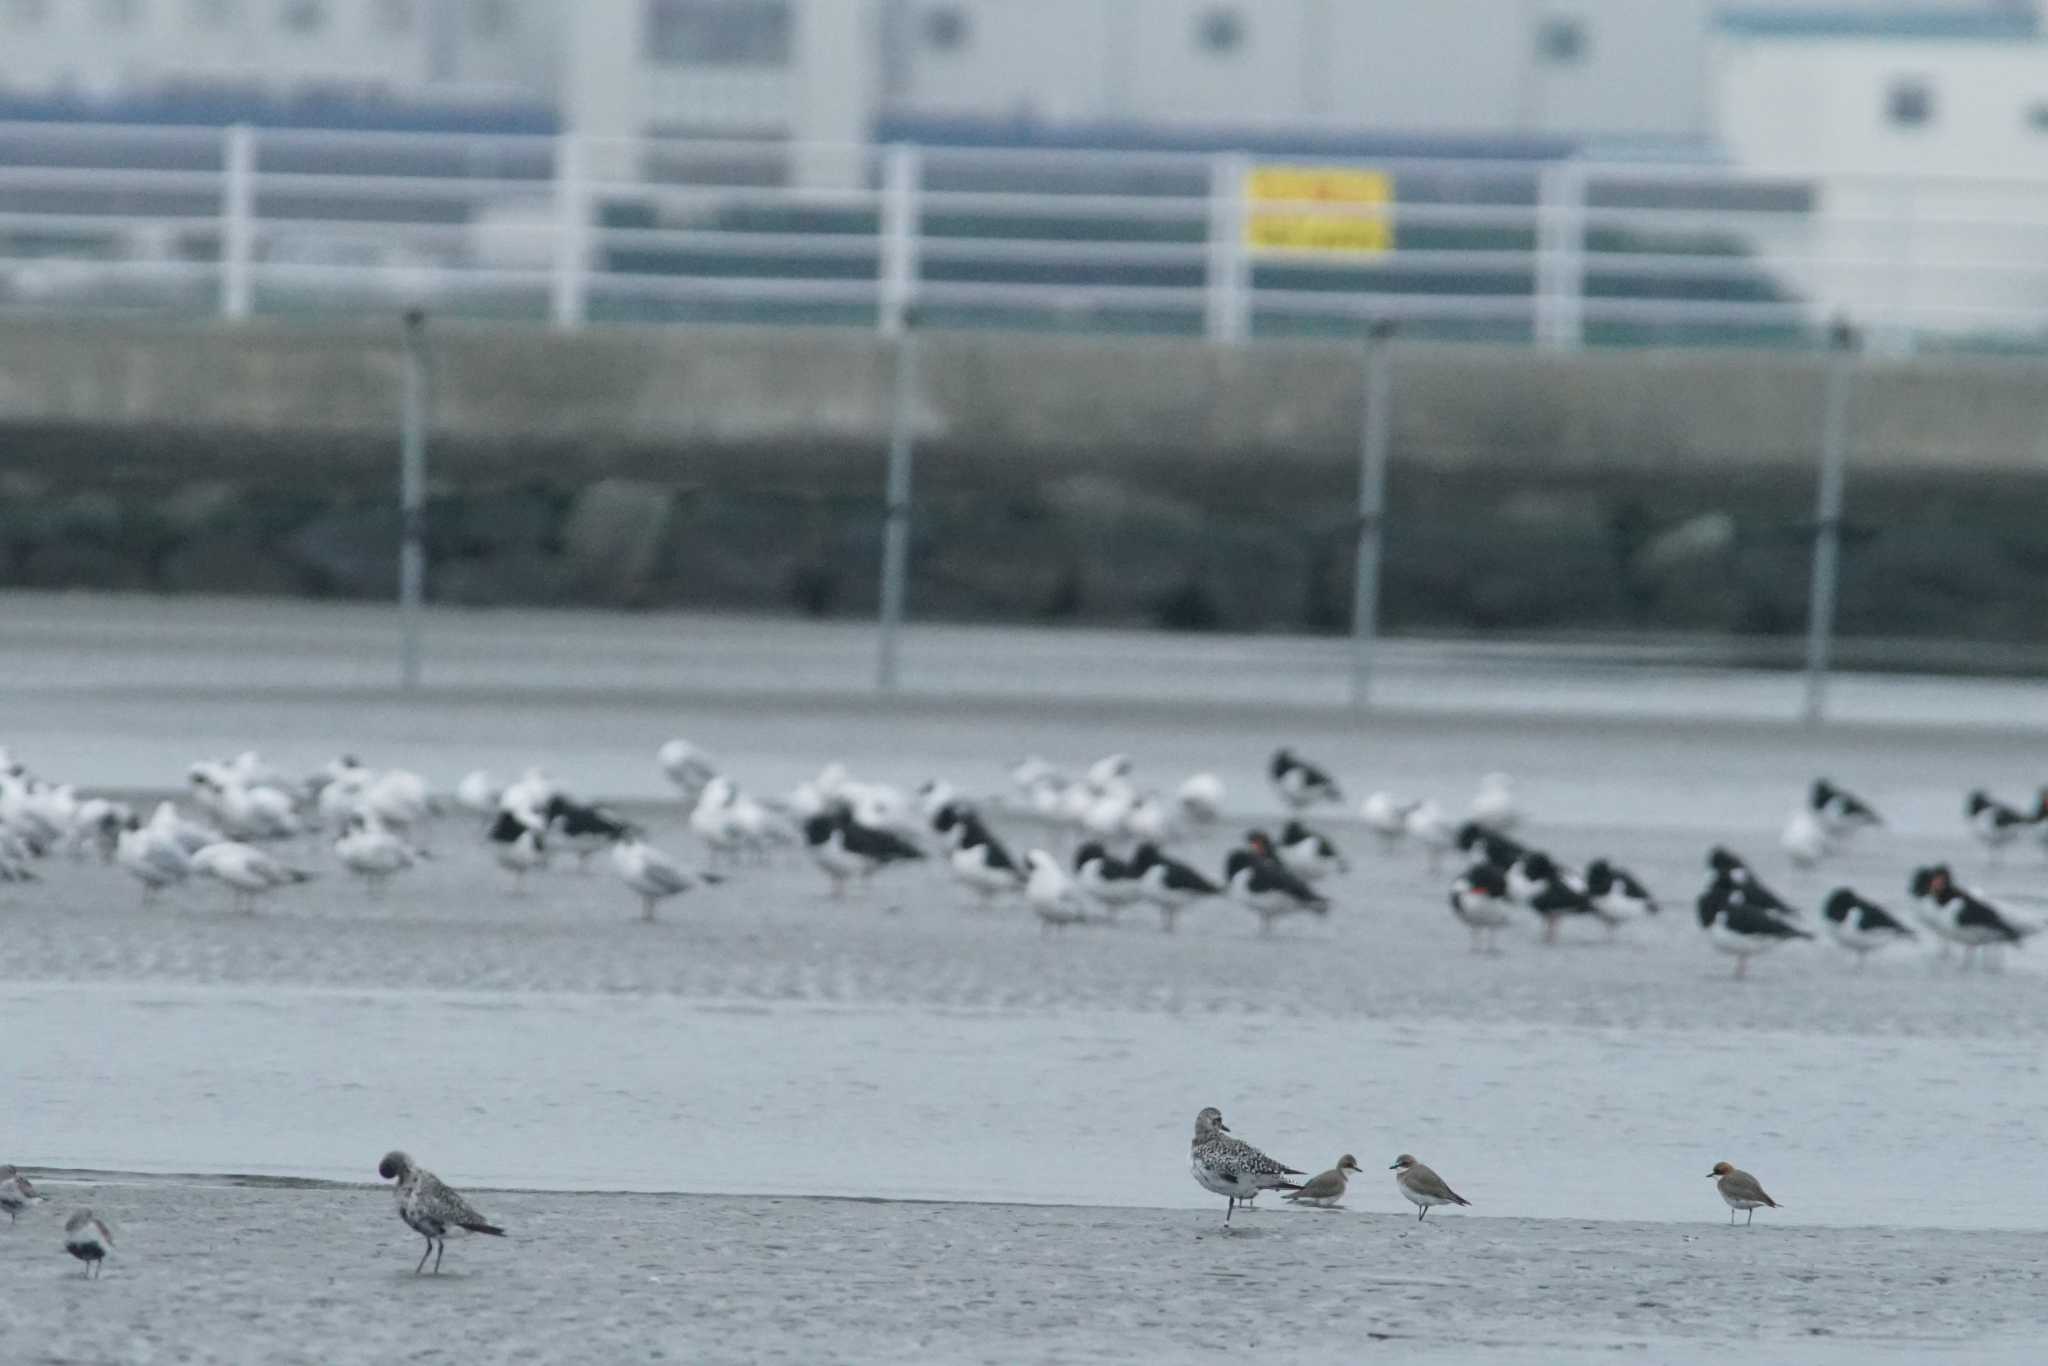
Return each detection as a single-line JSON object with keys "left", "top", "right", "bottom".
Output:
{"left": 416, "top": 1239, "right": 433, "bottom": 1274}
{"left": 1746, "top": 1209, "right": 1754, "bottom": 1227}
{"left": 433, "top": 1239, "right": 446, "bottom": 1274}
{"left": 1419, "top": 1206, "right": 1427, "bottom": 1221}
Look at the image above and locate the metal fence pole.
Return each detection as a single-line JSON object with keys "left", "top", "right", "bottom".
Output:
{"left": 1802, "top": 319, "right": 1857, "bottom": 726}
{"left": 399, "top": 309, "right": 430, "bottom": 691}
{"left": 875, "top": 308, "right": 920, "bottom": 691}
{"left": 219, "top": 123, "right": 255, "bottom": 320}
{"left": 1205, "top": 152, "right": 1251, "bottom": 344}
{"left": 550, "top": 132, "right": 588, "bottom": 328}
{"left": 1350, "top": 318, "right": 1396, "bottom": 709}
{"left": 877, "top": 143, "right": 920, "bottom": 337}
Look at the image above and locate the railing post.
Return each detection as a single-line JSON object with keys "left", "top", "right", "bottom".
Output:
{"left": 399, "top": 309, "right": 431, "bottom": 692}
{"left": 1802, "top": 318, "right": 1857, "bottom": 727}
{"left": 1351, "top": 317, "right": 1396, "bottom": 710}
{"left": 1535, "top": 160, "right": 1584, "bottom": 349}
{"left": 220, "top": 123, "right": 255, "bottom": 320}
{"left": 875, "top": 307, "right": 920, "bottom": 691}
{"left": 1206, "top": 152, "right": 1251, "bottom": 344}
{"left": 878, "top": 142, "right": 920, "bottom": 337}
{"left": 551, "top": 133, "right": 589, "bottom": 328}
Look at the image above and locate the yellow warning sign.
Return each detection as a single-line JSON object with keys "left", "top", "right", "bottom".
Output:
{"left": 1244, "top": 165, "right": 1394, "bottom": 253}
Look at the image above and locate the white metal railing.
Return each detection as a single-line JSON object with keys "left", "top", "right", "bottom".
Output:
{"left": 6, "top": 121, "right": 2048, "bottom": 348}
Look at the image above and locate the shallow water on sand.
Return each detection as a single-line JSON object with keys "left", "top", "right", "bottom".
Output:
{"left": 9, "top": 980, "right": 2047, "bottom": 1230}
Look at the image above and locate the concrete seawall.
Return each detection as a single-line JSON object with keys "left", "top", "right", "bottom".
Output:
{"left": 1, "top": 319, "right": 2043, "bottom": 641}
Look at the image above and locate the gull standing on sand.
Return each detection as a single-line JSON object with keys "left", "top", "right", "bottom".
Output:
{"left": 1708, "top": 1161, "right": 1779, "bottom": 1226}
{"left": 1, "top": 1165, "right": 44, "bottom": 1223}
{"left": 378, "top": 1151, "right": 505, "bottom": 1274}
{"left": 63, "top": 1209, "right": 112, "bottom": 1277}
{"left": 191, "top": 841, "right": 314, "bottom": 912}
{"left": 1390, "top": 1154, "right": 1471, "bottom": 1221}
{"left": 333, "top": 813, "right": 419, "bottom": 897}
{"left": 1025, "top": 850, "right": 1089, "bottom": 931}
{"left": 1190, "top": 1107, "right": 1302, "bottom": 1226}
{"left": 610, "top": 828, "right": 717, "bottom": 922}
{"left": 115, "top": 815, "right": 191, "bottom": 902}
{"left": 1284, "top": 1155, "right": 1362, "bottom": 1209}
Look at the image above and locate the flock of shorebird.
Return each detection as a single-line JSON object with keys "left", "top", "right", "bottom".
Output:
{"left": 0, "top": 738, "right": 2039, "bottom": 967}
{"left": 0, "top": 738, "right": 2033, "bottom": 1272}
{"left": 1185, "top": 1107, "right": 1778, "bottom": 1232}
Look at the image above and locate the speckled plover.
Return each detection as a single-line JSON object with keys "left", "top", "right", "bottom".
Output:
{"left": 1390, "top": 1154, "right": 1470, "bottom": 1220}
{"left": 1707, "top": 1161, "right": 1778, "bottom": 1226}
{"left": 1269, "top": 748, "right": 1342, "bottom": 811}
{"left": 0, "top": 1165, "right": 43, "bottom": 1224}
{"left": 1284, "top": 1155, "right": 1362, "bottom": 1209}
{"left": 1190, "top": 1107, "right": 1302, "bottom": 1227}
{"left": 378, "top": 1151, "right": 505, "bottom": 1275}
{"left": 62, "top": 1209, "right": 112, "bottom": 1277}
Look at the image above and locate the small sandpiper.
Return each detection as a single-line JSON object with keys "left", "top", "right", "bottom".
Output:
{"left": 1390, "top": 1154, "right": 1471, "bottom": 1221}
{"left": 63, "top": 1209, "right": 113, "bottom": 1277}
{"left": 379, "top": 1151, "right": 505, "bottom": 1274}
{"left": 1284, "top": 1154, "right": 1362, "bottom": 1209}
{"left": 1708, "top": 1160, "right": 1779, "bottom": 1226}
{"left": 1, "top": 1165, "right": 44, "bottom": 1224}
{"left": 1190, "top": 1107, "right": 1302, "bottom": 1227}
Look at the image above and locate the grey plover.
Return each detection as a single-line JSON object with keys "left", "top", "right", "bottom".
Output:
{"left": 378, "top": 1151, "right": 505, "bottom": 1274}
{"left": 1, "top": 1165, "right": 44, "bottom": 1223}
{"left": 1284, "top": 1154, "right": 1362, "bottom": 1209}
{"left": 1190, "top": 1107, "right": 1302, "bottom": 1227}
{"left": 62, "top": 1209, "right": 112, "bottom": 1277}
{"left": 1390, "top": 1154, "right": 1470, "bottom": 1221}
{"left": 1708, "top": 1161, "right": 1779, "bottom": 1226}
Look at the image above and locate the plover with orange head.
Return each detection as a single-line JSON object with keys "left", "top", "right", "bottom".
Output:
{"left": 378, "top": 1151, "right": 505, "bottom": 1275}
{"left": 1284, "top": 1154, "right": 1362, "bottom": 1209}
{"left": 1708, "top": 1161, "right": 1778, "bottom": 1226}
{"left": 1390, "top": 1154, "right": 1470, "bottom": 1221}
{"left": 1, "top": 1165, "right": 44, "bottom": 1223}
{"left": 1190, "top": 1107, "right": 1302, "bottom": 1227}
{"left": 62, "top": 1209, "right": 112, "bottom": 1277}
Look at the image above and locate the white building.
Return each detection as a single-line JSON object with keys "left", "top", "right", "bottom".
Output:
{"left": 1711, "top": 6, "right": 2048, "bottom": 340}
{"left": 0, "top": 0, "right": 560, "bottom": 106}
